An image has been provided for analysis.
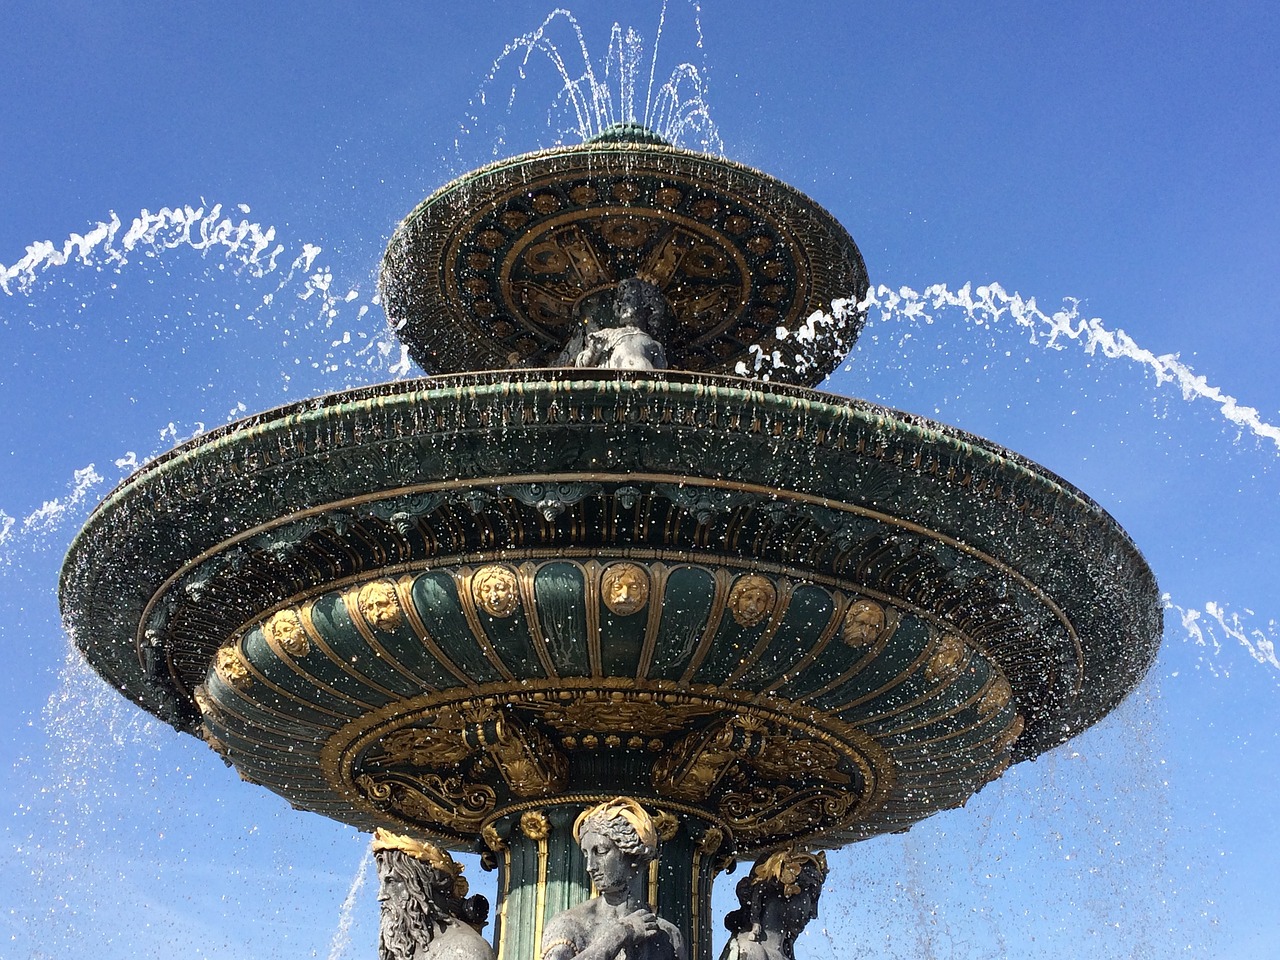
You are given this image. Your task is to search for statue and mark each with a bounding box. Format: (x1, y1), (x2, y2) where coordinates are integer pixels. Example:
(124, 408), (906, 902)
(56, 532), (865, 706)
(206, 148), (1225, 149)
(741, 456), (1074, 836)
(541, 798), (686, 960)
(564, 278), (670, 371)
(718, 850), (827, 960)
(372, 828), (494, 960)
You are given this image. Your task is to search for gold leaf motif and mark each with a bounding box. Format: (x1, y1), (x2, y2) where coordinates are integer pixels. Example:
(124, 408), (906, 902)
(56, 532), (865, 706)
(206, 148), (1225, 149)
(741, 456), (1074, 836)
(749, 737), (850, 786)
(728, 574), (776, 628)
(521, 696), (717, 737)
(602, 562), (650, 616)
(697, 826), (724, 855)
(472, 565), (520, 618)
(481, 823), (506, 853)
(652, 809), (679, 842)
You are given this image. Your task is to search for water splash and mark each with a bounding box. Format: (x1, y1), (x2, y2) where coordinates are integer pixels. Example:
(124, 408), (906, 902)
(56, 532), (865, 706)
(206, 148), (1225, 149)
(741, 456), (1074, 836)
(1167, 598), (1280, 678)
(461, 2), (721, 158)
(737, 281), (1280, 450)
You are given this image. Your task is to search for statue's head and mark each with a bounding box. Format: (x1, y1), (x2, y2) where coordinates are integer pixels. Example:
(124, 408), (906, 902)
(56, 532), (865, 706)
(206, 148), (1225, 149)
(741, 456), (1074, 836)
(372, 829), (488, 960)
(727, 849), (828, 945)
(611, 278), (671, 337)
(572, 797), (658, 896)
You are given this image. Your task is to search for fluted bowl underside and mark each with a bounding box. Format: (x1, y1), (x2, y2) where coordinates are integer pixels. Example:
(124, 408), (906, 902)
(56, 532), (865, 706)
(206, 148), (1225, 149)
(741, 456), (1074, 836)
(60, 369), (1160, 852)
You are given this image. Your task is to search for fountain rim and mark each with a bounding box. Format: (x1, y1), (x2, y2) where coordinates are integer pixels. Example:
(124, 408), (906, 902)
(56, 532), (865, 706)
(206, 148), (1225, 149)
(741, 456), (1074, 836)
(62, 366), (1146, 569)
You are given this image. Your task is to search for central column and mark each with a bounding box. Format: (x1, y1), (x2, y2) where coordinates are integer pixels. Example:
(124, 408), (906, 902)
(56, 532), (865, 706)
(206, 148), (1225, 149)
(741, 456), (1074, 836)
(484, 801), (728, 960)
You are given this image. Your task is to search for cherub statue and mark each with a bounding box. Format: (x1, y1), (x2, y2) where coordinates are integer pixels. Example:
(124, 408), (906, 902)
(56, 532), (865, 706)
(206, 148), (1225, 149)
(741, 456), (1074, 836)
(372, 828), (494, 960)
(541, 798), (686, 960)
(718, 850), (828, 960)
(564, 278), (670, 371)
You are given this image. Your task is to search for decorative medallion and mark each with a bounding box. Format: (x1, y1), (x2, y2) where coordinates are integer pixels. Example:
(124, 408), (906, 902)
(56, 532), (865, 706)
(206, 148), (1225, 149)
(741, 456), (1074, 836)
(213, 645), (251, 689)
(356, 580), (404, 632)
(728, 574), (777, 628)
(264, 609), (310, 657)
(841, 599), (892, 647)
(519, 810), (551, 841)
(925, 634), (967, 683)
(602, 562), (651, 616)
(979, 675), (1013, 717)
(472, 565), (521, 618)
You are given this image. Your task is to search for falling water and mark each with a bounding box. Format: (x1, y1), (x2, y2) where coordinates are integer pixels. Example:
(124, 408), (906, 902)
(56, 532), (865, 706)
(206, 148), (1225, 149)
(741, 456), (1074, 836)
(3, 7), (1275, 959)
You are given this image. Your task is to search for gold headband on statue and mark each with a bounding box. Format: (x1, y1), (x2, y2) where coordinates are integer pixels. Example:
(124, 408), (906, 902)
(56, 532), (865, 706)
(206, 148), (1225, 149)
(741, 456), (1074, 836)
(572, 797), (658, 852)
(371, 828), (469, 897)
(749, 849), (829, 899)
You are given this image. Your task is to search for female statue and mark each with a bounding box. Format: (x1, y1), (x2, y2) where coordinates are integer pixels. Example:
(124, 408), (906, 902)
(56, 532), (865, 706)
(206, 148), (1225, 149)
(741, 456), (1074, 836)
(372, 829), (494, 960)
(718, 850), (827, 960)
(541, 798), (686, 960)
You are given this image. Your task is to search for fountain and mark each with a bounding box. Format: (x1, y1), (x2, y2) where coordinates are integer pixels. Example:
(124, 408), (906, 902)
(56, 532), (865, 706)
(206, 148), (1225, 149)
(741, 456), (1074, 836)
(59, 118), (1161, 959)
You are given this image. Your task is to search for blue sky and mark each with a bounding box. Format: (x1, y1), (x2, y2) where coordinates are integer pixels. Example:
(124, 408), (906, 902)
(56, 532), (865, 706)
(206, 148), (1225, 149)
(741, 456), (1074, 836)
(2, 2), (1279, 957)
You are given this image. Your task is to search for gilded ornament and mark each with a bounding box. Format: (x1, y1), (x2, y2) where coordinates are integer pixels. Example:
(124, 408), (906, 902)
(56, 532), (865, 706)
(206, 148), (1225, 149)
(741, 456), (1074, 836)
(472, 565), (520, 618)
(841, 599), (887, 647)
(520, 810), (551, 841)
(213, 644), (251, 689)
(601, 562), (650, 616)
(264, 609), (310, 656)
(481, 823), (506, 853)
(979, 675), (1013, 717)
(520, 696), (717, 738)
(728, 574), (776, 628)
(697, 826), (724, 855)
(652, 809), (680, 842)
(465, 712), (568, 798)
(358, 580), (405, 632)
(925, 633), (967, 683)
(653, 717), (767, 802)
(192, 683), (220, 722)
(749, 848), (828, 898)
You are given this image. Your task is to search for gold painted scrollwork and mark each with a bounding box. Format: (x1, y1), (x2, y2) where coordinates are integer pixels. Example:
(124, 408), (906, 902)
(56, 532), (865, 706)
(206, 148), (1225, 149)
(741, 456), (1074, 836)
(653, 716), (768, 802)
(719, 785), (857, 846)
(357, 771), (495, 834)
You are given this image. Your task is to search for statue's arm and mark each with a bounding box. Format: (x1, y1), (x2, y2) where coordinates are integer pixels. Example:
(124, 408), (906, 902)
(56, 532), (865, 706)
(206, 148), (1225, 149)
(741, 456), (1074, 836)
(542, 907), (656, 960)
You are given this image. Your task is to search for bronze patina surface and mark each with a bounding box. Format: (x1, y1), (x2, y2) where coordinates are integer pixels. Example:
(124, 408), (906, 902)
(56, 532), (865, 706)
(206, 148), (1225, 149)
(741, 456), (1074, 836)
(380, 127), (868, 385)
(60, 370), (1159, 859)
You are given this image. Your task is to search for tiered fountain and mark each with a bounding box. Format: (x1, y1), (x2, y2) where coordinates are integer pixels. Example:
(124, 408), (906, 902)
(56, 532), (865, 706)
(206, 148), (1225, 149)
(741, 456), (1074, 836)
(60, 124), (1161, 958)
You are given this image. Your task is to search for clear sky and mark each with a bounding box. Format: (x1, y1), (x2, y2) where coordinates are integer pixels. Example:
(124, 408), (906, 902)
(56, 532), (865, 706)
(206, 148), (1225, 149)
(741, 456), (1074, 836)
(2, 2), (1279, 957)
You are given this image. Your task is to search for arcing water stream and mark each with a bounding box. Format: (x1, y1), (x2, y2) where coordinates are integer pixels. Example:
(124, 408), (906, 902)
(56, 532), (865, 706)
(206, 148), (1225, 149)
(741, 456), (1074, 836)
(2, 5), (1275, 958)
